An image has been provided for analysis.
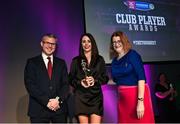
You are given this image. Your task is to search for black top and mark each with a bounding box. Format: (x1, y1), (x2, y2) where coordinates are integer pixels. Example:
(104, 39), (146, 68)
(155, 83), (177, 122)
(155, 83), (171, 103)
(69, 55), (109, 116)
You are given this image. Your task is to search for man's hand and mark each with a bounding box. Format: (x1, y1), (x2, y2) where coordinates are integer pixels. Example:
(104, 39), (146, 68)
(47, 98), (60, 111)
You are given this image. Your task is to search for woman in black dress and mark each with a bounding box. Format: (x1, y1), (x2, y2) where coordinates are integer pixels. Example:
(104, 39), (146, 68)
(155, 73), (178, 122)
(69, 33), (109, 123)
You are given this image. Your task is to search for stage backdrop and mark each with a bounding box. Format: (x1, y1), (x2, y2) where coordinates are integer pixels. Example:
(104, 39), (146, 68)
(84, 0), (180, 63)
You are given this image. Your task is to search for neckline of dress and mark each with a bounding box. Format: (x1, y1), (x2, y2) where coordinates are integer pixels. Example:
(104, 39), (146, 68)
(116, 50), (131, 60)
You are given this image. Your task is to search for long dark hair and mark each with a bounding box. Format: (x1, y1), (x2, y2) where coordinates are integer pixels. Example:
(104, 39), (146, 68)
(79, 33), (99, 66)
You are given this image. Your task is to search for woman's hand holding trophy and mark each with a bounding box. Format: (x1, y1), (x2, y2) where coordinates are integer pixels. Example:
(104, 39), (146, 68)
(81, 59), (95, 88)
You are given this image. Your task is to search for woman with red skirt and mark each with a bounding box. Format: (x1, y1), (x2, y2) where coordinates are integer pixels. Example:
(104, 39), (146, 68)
(110, 31), (154, 123)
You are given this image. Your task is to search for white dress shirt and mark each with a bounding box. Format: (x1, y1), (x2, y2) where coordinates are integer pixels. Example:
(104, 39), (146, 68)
(41, 52), (53, 69)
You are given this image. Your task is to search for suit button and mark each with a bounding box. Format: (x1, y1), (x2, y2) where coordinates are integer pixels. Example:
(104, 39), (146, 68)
(49, 86), (53, 90)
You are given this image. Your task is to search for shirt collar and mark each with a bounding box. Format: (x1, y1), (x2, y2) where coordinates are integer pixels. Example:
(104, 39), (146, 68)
(41, 52), (53, 61)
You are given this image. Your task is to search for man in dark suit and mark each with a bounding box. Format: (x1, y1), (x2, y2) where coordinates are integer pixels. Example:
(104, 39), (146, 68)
(24, 33), (69, 123)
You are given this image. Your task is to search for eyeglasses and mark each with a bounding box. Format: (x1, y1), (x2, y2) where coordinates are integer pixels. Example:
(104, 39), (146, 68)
(43, 41), (57, 47)
(112, 40), (122, 46)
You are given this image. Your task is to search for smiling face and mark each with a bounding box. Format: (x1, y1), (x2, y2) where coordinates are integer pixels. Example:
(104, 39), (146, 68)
(112, 36), (124, 54)
(81, 35), (92, 53)
(40, 36), (57, 56)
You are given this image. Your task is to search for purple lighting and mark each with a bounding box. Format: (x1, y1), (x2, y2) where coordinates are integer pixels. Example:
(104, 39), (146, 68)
(144, 64), (152, 86)
(26, 0), (84, 69)
(102, 85), (118, 123)
(144, 64), (155, 93)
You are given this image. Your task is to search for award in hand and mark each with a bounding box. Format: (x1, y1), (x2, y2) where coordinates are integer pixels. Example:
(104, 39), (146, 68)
(81, 59), (91, 87)
(170, 83), (175, 98)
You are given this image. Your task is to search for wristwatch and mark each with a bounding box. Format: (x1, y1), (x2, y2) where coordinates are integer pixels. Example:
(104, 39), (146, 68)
(138, 97), (144, 101)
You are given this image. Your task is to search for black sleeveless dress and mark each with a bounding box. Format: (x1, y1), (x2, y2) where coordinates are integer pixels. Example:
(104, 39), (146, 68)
(69, 55), (108, 116)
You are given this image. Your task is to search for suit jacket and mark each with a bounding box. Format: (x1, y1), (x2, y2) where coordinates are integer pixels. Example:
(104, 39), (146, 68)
(24, 55), (69, 117)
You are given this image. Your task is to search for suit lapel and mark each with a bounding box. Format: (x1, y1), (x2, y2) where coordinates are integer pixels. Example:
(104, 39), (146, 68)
(51, 56), (58, 80)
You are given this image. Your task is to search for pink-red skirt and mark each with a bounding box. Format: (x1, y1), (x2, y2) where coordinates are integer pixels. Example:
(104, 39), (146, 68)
(118, 84), (154, 123)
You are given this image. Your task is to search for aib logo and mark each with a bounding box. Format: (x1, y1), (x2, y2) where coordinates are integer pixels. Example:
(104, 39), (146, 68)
(123, 0), (154, 11)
